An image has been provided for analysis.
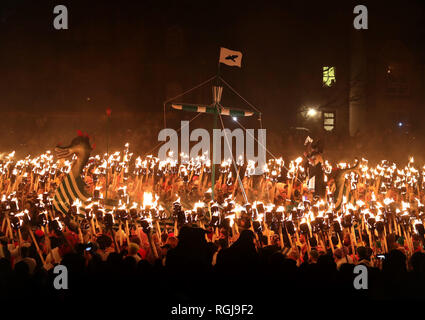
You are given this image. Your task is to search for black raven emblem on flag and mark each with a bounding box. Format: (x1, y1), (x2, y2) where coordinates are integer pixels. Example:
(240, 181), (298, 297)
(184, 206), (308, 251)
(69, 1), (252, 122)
(225, 55), (238, 62)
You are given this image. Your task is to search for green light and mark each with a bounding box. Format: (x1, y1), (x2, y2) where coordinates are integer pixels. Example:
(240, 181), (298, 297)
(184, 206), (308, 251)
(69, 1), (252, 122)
(323, 66), (336, 87)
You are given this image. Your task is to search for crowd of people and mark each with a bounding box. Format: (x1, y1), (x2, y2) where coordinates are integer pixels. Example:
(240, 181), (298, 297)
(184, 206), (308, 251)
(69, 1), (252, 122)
(1, 134), (425, 310)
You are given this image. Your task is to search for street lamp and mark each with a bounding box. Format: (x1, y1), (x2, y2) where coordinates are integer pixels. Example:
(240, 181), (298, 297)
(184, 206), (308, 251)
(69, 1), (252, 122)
(307, 108), (318, 117)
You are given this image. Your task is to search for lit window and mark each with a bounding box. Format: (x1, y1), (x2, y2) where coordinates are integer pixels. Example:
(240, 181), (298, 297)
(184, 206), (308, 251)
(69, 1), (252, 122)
(323, 67), (336, 87)
(323, 112), (335, 131)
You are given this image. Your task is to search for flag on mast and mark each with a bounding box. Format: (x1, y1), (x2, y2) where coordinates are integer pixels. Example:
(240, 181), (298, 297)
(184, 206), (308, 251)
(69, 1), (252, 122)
(219, 47), (242, 67)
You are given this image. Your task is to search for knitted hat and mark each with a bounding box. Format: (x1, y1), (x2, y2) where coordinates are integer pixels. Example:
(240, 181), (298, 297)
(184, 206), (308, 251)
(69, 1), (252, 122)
(35, 229), (44, 238)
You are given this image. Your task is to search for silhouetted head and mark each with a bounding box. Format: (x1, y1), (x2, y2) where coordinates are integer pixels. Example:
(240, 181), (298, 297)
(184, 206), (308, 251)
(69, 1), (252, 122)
(177, 227), (207, 249)
(357, 246), (372, 261)
(410, 251), (425, 273)
(231, 230), (256, 251)
(317, 254), (337, 271)
(97, 234), (112, 250)
(383, 249), (407, 274)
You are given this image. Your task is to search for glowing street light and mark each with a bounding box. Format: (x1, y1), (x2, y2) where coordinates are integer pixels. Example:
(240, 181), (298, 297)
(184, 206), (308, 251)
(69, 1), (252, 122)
(307, 108), (318, 117)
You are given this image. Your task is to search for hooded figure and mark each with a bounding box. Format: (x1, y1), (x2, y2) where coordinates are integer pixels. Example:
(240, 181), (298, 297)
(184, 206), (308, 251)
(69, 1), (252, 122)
(304, 137), (326, 199)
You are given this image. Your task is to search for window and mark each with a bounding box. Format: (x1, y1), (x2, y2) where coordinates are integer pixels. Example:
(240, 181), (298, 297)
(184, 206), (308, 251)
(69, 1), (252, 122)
(323, 112), (335, 131)
(323, 67), (336, 87)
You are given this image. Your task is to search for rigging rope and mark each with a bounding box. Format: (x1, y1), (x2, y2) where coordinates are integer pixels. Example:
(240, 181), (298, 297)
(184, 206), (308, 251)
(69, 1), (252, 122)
(163, 75), (217, 128)
(143, 112), (203, 158)
(217, 106), (249, 204)
(233, 116), (303, 184)
(219, 76), (263, 115)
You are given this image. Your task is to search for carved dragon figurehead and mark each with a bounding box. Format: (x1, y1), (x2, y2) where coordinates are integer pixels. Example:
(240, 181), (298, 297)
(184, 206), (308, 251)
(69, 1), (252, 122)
(54, 132), (93, 178)
(52, 132), (119, 217)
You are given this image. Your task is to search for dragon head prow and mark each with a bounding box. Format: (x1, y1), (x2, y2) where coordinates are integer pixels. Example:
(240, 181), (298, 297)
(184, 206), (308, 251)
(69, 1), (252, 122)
(55, 134), (93, 160)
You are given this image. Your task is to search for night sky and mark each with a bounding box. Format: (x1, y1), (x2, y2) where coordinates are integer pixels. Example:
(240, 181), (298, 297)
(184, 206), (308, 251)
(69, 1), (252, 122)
(0, 0), (424, 148)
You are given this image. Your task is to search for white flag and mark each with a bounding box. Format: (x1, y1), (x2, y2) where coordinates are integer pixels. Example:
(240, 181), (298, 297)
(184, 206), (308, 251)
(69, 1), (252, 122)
(219, 47), (242, 67)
